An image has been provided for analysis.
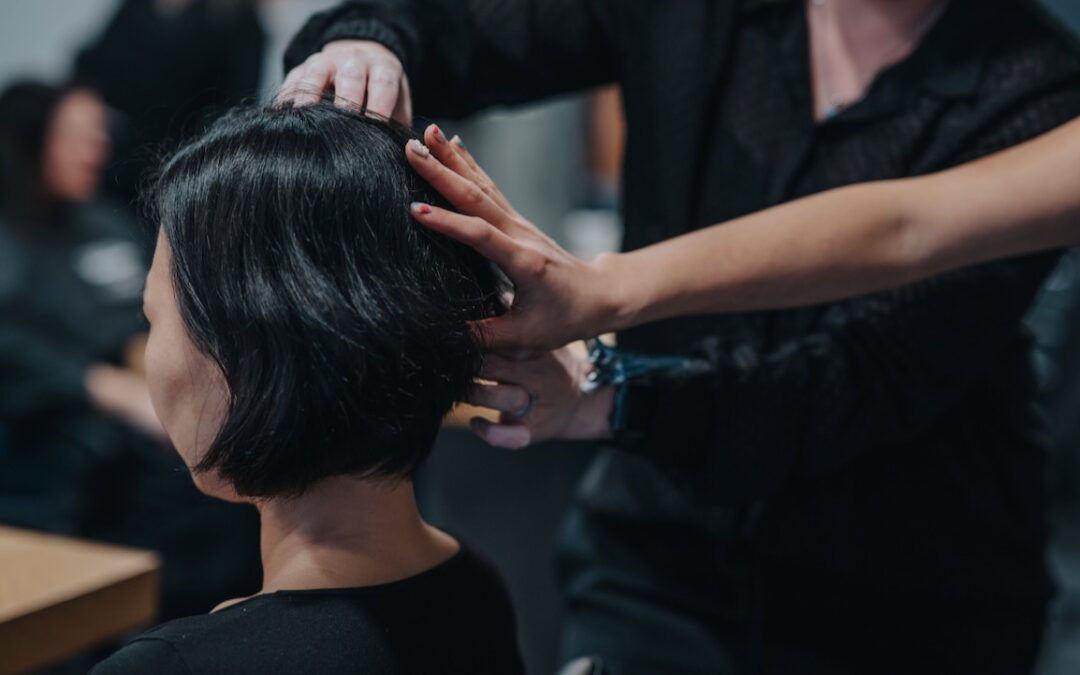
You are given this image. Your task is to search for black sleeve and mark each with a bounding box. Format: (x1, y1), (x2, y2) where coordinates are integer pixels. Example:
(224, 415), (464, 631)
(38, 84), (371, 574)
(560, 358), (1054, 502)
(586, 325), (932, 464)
(283, 0), (620, 118)
(619, 90), (1080, 507)
(90, 639), (192, 675)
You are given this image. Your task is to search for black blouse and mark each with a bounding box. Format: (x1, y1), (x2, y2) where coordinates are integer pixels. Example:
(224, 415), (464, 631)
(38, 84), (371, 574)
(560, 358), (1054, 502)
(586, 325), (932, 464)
(91, 547), (524, 675)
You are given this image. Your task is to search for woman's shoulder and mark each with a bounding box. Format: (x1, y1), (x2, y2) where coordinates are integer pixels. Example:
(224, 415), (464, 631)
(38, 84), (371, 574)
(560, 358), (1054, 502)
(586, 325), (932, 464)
(90, 546), (523, 674)
(89, 635), (192, 675)
(90, 598), (290, 674)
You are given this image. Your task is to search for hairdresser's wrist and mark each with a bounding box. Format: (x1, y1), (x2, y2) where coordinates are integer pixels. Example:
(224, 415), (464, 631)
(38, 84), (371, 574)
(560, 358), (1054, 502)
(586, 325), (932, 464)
(590, 251), (649, 336)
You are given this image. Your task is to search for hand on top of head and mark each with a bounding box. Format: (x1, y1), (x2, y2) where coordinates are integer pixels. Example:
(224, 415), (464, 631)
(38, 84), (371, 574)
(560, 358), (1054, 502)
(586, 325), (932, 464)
(279, 40), (412, 125)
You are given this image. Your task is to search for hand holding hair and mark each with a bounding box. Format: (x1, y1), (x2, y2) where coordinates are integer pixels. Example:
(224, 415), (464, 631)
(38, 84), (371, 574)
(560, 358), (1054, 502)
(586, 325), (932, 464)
(405, 124), (619, 353)
(280, 40), (412, 124)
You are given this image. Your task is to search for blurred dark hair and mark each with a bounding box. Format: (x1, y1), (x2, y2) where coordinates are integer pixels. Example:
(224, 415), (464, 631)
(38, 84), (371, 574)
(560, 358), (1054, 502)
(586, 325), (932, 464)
(0, 81), (72, 227)
(151, 103), (502, 497)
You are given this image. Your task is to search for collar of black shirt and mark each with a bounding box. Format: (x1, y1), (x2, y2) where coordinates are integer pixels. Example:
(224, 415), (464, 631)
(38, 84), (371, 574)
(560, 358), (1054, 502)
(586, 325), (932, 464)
(740, 0), (1000, 122)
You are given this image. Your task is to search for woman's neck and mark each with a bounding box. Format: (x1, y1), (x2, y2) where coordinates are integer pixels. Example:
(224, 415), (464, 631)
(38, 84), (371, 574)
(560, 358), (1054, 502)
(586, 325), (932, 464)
(809, 0), (949, 120)
(254, 476), (459, 595)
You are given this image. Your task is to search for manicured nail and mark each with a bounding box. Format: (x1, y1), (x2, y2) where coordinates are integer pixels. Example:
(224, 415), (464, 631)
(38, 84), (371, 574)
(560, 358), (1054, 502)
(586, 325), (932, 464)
(407, 139), (430, 158)
(411, 202), (432, 215)
(430, 125), (444, 143)
(450, 134), (466, 150)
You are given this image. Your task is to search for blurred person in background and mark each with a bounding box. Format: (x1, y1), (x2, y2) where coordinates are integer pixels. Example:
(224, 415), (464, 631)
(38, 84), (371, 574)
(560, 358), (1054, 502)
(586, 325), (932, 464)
(283, 0), (1080, 673)
(74, 0), (266, 206)
(0, 81), (260, 623)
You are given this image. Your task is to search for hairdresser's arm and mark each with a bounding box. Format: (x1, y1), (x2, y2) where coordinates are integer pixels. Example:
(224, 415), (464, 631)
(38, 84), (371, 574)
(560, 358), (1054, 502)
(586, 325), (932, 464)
(409, 117), (1080, 352)
(617, 115), (1080, 324)
(281, 0), (618, 119)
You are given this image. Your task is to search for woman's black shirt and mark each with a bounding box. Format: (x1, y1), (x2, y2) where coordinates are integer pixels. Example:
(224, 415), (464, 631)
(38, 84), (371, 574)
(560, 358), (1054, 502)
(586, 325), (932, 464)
(91, 547), (524, 675)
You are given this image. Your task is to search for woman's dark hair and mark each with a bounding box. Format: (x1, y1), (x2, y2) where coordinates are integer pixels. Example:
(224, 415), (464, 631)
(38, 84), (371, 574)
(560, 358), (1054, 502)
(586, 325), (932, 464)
(151, 103), (502, 497)
(0, 81), (72, 227)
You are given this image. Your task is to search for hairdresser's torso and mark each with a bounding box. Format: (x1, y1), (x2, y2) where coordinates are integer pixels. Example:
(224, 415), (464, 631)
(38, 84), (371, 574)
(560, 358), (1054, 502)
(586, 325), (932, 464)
(594, 0), (1078, 630)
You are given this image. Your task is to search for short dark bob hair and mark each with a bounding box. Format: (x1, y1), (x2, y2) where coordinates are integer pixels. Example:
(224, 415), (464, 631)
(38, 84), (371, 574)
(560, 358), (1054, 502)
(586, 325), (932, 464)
(151, 104), (502, 497)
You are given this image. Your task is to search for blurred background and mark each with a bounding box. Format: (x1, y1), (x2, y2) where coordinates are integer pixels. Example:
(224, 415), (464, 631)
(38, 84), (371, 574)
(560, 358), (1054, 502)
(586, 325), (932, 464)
(0, 1), (1077, 674)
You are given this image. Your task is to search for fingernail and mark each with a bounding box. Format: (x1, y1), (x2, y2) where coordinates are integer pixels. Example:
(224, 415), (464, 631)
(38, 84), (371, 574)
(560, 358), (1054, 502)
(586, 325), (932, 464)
(407, 139), (430, 158)
(410, 202), (432, 215)
(430, 125), (444, 143)
(450, 134), (466, 150)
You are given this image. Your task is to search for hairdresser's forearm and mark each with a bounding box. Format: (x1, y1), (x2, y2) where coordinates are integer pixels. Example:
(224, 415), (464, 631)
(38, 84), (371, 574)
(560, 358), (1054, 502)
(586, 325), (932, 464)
(598, 181), (919, 329)
(598, 116), (1080, 330)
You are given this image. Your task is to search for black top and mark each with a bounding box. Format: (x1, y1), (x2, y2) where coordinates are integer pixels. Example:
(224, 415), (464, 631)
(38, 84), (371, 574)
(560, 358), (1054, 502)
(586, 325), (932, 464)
(91, 547), (524, 675)
(285, 0), (1080, 657)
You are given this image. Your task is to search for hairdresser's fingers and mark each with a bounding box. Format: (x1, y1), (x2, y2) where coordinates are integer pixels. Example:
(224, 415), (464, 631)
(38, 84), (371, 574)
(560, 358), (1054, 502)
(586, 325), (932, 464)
(277, 66), (307, 104)
(423, 126), (518, 217)
(332, 58), (368, 109)
(406, 141), (515, 230)
(470, 417), (532, 450)
(409, 203), (523, 271)
(449, 137), (490, 187)
(365, 61), (403, 119)
(465, 383), (531, 415)
(423, 125), (489, 190)
(291, 55), (337, 107)
(479, 354), (523, 383)
(448, 136), (520, 217)
(471, 317), (530, 354)
(391, 73), (413, 125)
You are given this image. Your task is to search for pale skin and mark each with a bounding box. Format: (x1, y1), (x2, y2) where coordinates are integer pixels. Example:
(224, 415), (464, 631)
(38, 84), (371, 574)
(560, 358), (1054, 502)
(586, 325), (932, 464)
(141, 233), (458, 608)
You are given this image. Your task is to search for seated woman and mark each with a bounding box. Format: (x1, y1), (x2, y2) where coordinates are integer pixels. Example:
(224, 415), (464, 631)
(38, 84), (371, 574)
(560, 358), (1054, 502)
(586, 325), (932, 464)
(91, 104), (523, 674)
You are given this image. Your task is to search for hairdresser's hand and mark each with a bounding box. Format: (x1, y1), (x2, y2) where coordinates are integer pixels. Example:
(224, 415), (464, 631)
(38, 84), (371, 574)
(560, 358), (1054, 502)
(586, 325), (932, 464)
(466, 348), (614, 449)
(406, 125), (622, 353)
(279, 40), (412, 124)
